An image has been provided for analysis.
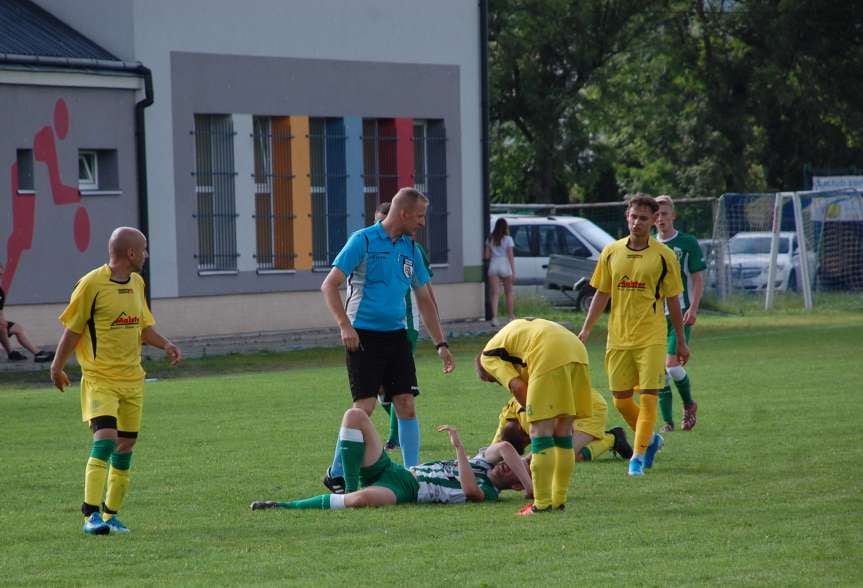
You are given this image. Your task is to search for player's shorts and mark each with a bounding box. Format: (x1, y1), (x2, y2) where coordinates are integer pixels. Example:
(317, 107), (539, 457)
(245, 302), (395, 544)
(525, 362), (592, 423)
(605, 345), (666, 392)
(488, 257), (513, 279)
(573, 390), (608, 440)
(347, 329), (419, 402)
(80, 376), (144, 433)
(666, 316), (691, 355)
(360, 451), (420, 504)
(491, 398), (529, 445)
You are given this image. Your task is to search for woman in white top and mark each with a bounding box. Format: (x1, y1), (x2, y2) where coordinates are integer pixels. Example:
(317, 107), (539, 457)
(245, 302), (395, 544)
(485, 218), (516, 326)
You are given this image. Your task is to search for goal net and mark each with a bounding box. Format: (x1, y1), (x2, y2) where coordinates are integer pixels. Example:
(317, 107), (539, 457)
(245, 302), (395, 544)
(711, 189), (863, 305)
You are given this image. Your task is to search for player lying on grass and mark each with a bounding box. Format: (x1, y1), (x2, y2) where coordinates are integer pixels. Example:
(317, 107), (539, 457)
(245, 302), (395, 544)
(492, 393), (633, 462)
(251, 408), (532, 511)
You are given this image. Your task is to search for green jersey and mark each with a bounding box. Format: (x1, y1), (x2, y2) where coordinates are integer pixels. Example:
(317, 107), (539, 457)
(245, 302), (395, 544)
(658, 230), (706, 312)
(406, 243), (433, 335)
(410, 451), (499, 504)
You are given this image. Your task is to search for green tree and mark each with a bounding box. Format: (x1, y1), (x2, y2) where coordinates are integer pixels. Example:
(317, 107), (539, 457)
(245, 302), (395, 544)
(489, 0), (654, 203)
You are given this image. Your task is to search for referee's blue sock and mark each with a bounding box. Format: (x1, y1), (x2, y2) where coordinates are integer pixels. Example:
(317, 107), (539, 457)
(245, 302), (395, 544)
(329, 439), (344, 478)
(398, 417), (420, 468)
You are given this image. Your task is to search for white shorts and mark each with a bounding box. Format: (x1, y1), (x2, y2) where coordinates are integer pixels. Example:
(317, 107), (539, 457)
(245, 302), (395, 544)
(488, 257), (512, 278)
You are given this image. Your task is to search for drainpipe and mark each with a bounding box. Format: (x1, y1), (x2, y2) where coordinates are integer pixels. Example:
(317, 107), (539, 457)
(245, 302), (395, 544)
(135, 67), (154, 303)
(479, 0), (491, 320)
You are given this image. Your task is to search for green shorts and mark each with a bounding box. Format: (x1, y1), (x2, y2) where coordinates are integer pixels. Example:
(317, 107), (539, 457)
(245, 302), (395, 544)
(666, 316), (691, 355)
(407, 328), (419, 355)
(360, 452), (419, 504)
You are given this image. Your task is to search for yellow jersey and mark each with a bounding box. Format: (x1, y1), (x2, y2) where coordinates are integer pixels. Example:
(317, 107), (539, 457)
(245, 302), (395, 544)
(590, 237), (683, 349)
(480, 318), (589, 391)
(59, 265), (155, 383)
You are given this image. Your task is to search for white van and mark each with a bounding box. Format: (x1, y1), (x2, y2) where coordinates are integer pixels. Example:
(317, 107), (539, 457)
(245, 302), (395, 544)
(490, 215), (615, 285)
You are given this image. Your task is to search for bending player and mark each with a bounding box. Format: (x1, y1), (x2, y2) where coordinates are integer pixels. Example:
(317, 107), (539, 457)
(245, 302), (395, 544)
(250, 408), (532, 511)
(476, 318), (592, 514)
(491, 392), (632, 462)
(654, 195), (705, 432)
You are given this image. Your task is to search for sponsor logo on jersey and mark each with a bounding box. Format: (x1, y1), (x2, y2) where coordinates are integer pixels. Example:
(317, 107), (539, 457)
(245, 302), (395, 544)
(110, 312), (140, 327)
(118, 288), (134, 294)
(617, 275), (646, 290)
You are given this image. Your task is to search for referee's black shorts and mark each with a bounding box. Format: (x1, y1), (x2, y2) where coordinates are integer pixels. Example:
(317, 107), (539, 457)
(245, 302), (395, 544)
(347, 329), (419, 402)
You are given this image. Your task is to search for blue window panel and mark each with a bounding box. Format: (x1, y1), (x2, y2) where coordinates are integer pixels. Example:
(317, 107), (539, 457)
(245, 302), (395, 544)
(325, 117), (348, 264)
(343, 116), (365, 235)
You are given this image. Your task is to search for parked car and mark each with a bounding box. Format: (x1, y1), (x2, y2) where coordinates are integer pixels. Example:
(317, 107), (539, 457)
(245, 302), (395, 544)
(490, 215), (615, 285)
(726, 231), (814, 291)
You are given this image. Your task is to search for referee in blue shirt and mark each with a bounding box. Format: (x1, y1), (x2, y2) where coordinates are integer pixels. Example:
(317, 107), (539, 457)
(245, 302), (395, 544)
(320, 188), (455, 492)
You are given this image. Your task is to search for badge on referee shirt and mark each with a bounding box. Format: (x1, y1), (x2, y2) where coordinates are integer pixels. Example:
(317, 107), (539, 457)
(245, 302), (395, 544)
(402, 256), (414, 279)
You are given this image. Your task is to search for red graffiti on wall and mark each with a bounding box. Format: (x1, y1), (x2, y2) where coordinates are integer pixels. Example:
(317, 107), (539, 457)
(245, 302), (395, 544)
(3, 98), (90, 294)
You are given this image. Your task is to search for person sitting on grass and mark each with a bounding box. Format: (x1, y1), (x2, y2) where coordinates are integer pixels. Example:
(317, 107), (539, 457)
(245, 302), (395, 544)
(251, 407), (532, 511)
(491, 392), (633, 462)
(0, 263), (54, 363)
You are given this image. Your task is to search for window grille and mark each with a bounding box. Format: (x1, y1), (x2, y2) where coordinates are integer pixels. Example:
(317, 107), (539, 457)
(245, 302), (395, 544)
(362, 119), (381, 225)
(253, 116), (295, 270)
(415, 120), (448, 264)
(310, 118), (348, 269)
(193, 114), (238, 272)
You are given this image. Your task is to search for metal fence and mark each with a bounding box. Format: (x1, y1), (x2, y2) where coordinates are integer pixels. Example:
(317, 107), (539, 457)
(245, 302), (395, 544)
(490, 197), (718, 240)
(192, 114), (238, 272)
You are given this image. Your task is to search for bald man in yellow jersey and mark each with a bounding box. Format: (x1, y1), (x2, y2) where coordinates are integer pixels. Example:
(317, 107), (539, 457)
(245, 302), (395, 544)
(579, 194), (688, 476)
(51, 227), (181, 535)
(476, 318), (592, 514)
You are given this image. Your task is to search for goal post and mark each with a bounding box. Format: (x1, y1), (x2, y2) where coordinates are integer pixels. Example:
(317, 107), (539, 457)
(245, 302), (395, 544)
(712, 189), (863, 309)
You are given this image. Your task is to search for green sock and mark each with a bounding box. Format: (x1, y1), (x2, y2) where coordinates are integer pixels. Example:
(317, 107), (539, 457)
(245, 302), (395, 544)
(674, 375), (694, 406)
(338, 428), (365, 493)
(659, 386), (674, 423)
(280, 494), (337, 509)
(387, 407), (399, 446)
(553, 436), (573, 450)
(579, 447), (592, 461)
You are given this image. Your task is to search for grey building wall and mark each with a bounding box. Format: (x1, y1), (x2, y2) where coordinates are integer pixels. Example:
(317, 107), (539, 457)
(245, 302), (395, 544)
(170, 51), (462, 297)
(28, 0), (483, 304)
(0, 85), (138, 304)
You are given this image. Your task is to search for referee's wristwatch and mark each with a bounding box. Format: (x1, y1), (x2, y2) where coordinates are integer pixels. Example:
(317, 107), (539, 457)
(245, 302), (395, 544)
(435, 341), (449, 350)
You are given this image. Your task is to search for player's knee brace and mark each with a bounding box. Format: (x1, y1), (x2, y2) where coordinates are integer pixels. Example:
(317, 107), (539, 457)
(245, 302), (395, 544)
(667, 365), (687, 382)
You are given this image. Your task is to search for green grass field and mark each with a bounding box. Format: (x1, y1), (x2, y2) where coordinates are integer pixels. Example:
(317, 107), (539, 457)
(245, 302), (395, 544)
(2, 311), (862, 586)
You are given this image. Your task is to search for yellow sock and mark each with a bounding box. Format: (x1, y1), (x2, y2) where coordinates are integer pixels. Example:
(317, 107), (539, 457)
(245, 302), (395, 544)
(84, 457), (109, 510)
(634, 394), (658, 455)
(613, 395), (640, 430)
(530, 437), (555, 510)
(104, 467), (131, 519)
(551, 445), (574, 508)
(585, 433), (615, 461)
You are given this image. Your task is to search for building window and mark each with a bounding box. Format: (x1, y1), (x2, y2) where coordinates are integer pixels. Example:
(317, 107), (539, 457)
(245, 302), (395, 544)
(253, 116), (295, 271)
(414, 119), (448, 264)
(76, 149), (120, 193)
(16, 149), (34, 191)
(309, 117), (347, 269)
(362, 119), (381, 225)
(193, 114), (238, 272)
(78, 150), (98, 190)
(362, 119), (399, 225)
